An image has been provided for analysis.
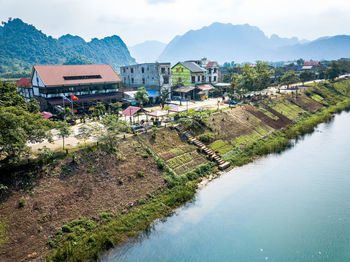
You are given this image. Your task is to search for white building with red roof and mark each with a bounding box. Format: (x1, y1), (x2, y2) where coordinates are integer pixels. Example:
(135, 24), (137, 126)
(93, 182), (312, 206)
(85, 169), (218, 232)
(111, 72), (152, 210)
(30, 64), (122, 112)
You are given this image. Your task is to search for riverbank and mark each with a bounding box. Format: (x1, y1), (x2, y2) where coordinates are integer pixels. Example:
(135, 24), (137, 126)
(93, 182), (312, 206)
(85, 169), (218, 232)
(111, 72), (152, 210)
(1, 80), (350, 261)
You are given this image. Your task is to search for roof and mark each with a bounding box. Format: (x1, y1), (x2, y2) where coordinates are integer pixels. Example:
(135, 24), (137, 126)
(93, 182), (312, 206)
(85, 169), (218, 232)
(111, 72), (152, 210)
(40, 111), (53, 119)
(302, 65), (313, 70)
(304, 61), (319, 66)
(147, 110), (168, 117)
(33, 64), (121, 87)
(206, 61), (217, 68)
(122, 106), (141, 117)
(178, 61), (206, 73)
(16, 78), (32, 88)
(168, 106), (186, 113)
(147, 90), (160, 97)
(196, 84), (214, 91)
(173, 86), (196, 93)
(214, 83), (230, 87)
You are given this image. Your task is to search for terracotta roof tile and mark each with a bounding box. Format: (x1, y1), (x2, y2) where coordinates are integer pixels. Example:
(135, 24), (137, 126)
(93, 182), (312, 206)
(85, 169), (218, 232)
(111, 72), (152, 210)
(33, 64), (121, 87)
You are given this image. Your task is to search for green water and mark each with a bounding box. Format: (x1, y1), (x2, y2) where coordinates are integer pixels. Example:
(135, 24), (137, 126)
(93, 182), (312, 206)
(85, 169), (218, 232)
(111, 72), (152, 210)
(101, 111), (350, 262)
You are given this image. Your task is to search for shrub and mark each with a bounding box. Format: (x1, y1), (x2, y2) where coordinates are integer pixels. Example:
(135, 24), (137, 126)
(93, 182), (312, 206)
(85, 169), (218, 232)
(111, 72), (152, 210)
(198, 132), (215, 143)
(137, 171), (145, 178)
(18, 199), (25, 208)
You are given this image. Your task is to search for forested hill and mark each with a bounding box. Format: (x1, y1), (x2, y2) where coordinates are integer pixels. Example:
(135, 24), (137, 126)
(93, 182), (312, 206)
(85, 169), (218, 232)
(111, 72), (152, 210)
(0, 18), (136, 74)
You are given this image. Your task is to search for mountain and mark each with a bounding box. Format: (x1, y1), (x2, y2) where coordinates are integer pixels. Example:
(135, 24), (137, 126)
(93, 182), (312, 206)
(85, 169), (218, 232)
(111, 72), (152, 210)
(159, 22), (350, 63)
(0, 18), (136, 74)
(129, 40), (167, 63)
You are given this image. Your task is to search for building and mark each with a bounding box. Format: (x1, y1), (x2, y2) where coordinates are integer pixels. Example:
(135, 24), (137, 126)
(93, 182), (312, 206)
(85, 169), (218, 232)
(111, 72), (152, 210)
(120, 63), (171, 90)
(30, 64), (122, 113)
(171, 61), (206, 87)
(16, 78), (33, 101)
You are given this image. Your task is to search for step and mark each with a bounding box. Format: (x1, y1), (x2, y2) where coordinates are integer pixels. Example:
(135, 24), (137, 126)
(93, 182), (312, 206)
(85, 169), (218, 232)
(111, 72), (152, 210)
(218, 162), (230, 170)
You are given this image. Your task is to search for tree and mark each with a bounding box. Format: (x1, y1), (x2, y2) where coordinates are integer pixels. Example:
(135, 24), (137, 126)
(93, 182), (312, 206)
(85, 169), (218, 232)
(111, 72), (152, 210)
(0, 81), (53, 164)
(94, 102), (106, 116)
(0, 106), (53, 163)
(159, 87), (170, 109)
(75, 124), (96, 146)
(281, 70), (300, 89)
(56, 121), (71, 150)
(109, 102), (122, 117)
(326, 61), (341, 81)
(299, 70), (315, 85)
(296, 58), (305, 67)
(255, 61), (273, 90)
(135, 87), (149, 110)
(99, 115), (129, 152)
(63, 55), (95, 65)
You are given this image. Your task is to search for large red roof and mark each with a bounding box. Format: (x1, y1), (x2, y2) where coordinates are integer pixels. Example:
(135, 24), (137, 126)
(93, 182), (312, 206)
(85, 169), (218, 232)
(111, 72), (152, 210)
(16, 78), (32, 88)
(304, 61), (320, 66)
(33, 64), (121, 87)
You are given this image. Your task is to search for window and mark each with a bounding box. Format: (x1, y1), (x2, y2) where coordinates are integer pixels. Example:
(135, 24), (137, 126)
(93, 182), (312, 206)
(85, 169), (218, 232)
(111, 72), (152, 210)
(142, 67), (145, 73)
(202, 75), (205, 82)
(208, 68), (212, 74)
(142, 78), (145, 84)
(214, 68), (217, 73)
(178, 77), (182, 83)
(131, 68), (134, 74)
(161, 67), (166, 74)
(181, 68), (183, 72)
(214, 76), (217, 82)
(197, 76), (200, 82)
(63, 75), (102, 80)
(124, 77), (126, 82)
(123, 68), (126, 73)
(163, 76), (169, 84)
(209, 76), (212, 82)
(168, 68), (170, 74)
(176, 68), (179, 72)
(131, 78), (134, 84)
(191, 76), (195, 83)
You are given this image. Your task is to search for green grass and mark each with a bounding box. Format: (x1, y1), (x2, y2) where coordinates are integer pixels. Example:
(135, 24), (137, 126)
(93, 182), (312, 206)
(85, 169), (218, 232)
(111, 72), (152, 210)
(0, 220), (7, 248)
(167, 152), (194, 169)
(169, 148), (184, 156)
(209, 140), (233, 155)
(47, 182), (199, 262)
(269, 100), (305, 120)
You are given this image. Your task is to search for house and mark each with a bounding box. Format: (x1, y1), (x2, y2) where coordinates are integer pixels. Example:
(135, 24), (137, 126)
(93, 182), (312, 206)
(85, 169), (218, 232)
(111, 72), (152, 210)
(16, 78), (33, 101)
(171, 61), (206, 87)
(200, 58), (219, 83)
(30, 64), (122, 113)
(120, 63), (171, 90)
(301, 61), (320, 71)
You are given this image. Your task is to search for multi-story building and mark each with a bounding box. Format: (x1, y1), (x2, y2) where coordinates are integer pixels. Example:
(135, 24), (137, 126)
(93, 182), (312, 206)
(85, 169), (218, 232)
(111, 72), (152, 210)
(120, 63), (172, 91)
(171, 61), (206, 86)
(30, 64), (122, 112)
(194, 58), (219, 83)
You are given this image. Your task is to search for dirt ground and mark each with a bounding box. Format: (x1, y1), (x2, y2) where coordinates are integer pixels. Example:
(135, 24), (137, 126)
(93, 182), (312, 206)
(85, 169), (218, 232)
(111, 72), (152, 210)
(0, 139), (166, 262)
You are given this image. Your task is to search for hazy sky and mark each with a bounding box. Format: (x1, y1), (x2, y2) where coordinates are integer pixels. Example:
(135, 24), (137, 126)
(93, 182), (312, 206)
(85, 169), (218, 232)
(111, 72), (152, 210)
(1, 0), (350, 46)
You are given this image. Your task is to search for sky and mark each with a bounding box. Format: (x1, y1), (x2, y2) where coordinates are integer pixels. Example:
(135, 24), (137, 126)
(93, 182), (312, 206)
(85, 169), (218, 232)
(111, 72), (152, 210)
(1, 0), (350, 46)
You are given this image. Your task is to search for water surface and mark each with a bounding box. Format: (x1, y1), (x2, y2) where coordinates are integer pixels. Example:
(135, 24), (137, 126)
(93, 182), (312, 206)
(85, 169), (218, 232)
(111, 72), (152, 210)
(101, 111), (350, 262)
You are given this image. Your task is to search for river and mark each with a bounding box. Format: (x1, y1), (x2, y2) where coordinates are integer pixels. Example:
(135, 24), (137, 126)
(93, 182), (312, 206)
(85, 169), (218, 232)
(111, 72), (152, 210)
(100, 111), (350, 262)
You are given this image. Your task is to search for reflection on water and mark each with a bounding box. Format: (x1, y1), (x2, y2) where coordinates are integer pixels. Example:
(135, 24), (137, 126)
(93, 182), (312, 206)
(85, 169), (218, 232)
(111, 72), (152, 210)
(101, 112), (350, 262)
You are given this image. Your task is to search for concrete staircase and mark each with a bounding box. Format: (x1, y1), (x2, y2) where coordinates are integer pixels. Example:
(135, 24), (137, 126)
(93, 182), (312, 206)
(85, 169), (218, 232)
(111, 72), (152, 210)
(174, 125), (230, 170)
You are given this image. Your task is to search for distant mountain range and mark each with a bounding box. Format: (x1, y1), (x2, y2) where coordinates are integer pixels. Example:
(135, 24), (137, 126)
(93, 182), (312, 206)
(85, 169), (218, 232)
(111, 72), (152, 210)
(129, 40), (166, 63)
(1, 18), (350, 75)
(159, 22), (350, 63)
(0, 18), (135, 74)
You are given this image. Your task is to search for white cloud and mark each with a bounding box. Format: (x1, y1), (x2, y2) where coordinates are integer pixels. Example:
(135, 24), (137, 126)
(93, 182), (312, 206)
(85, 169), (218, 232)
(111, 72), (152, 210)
(0, 0), (350, 45)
